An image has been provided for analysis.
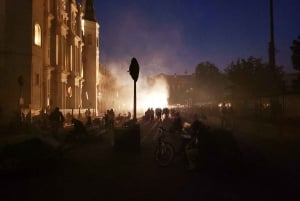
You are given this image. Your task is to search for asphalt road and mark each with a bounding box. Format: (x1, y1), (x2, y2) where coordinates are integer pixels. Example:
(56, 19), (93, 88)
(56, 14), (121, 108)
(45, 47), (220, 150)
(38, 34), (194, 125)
(1, 119), (299, 201)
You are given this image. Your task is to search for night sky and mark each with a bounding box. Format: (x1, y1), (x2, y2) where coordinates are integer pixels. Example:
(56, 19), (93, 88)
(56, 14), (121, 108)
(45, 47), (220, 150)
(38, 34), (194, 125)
(93, 0), (300, 76)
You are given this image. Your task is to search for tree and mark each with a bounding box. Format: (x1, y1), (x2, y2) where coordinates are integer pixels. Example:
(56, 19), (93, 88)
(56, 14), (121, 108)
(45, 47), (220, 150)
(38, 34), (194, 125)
(290, 36), (300, 92)
(291, 36), (300, 71)
(225, 57), (285, 99)
(194, 61), (226, 102)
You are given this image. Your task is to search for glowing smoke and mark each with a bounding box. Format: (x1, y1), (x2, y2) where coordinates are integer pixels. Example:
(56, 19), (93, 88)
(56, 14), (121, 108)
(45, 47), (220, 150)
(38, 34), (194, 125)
(101, 61), (169, 116)
(138, 76), (169, 112)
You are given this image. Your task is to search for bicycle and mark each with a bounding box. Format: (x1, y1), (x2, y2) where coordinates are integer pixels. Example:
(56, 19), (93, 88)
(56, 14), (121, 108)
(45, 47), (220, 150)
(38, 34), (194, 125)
(154, 126), (175, 167)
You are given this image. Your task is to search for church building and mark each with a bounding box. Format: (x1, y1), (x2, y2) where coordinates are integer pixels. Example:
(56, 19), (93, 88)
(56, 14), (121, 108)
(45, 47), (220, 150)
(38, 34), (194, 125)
(0, 0), (100, 125)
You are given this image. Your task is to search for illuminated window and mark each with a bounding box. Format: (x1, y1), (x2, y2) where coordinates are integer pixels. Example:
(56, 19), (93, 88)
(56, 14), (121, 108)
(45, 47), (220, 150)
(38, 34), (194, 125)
(34, 24), (42, 47)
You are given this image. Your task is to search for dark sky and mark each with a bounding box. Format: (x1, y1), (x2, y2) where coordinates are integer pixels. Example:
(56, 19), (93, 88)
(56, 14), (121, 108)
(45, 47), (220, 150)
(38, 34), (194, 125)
(93, 0), (300, 75)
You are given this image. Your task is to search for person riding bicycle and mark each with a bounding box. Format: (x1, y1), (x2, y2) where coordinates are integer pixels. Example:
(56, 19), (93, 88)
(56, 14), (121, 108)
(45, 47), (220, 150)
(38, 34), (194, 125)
(185, 113), (208, 170)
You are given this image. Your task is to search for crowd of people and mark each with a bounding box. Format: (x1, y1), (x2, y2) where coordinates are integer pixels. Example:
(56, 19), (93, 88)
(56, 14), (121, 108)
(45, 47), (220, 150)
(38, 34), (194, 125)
(29, 106), (137, 138)
(29, 107), (97, 138)
(11, 103), (227, 171)
(20, 103), (217, 171)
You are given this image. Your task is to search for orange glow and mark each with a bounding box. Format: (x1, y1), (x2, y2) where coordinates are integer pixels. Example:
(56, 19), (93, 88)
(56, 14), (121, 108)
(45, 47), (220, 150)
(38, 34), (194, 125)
(138, 77), (169, 112)
(139, 89), (168, 111)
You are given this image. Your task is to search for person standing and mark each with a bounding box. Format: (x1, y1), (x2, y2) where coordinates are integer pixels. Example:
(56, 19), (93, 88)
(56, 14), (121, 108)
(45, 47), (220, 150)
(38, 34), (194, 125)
(49, 107), (65, 137)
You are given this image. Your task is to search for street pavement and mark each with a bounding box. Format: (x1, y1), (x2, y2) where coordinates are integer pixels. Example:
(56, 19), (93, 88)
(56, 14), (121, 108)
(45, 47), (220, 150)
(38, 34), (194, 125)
(0, 119), (299, 201)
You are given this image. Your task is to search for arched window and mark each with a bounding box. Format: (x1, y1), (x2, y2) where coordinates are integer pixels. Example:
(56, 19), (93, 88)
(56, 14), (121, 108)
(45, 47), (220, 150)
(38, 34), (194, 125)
(34, 24), (41, 47)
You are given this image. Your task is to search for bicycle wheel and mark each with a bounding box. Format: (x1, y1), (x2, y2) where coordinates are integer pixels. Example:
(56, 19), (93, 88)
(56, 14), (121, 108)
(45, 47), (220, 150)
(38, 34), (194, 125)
(154, 142), (175, 167)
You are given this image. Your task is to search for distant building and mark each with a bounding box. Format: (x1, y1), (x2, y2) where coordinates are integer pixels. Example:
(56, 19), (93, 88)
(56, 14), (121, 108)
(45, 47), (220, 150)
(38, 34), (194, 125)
(0, 0), (100, 125)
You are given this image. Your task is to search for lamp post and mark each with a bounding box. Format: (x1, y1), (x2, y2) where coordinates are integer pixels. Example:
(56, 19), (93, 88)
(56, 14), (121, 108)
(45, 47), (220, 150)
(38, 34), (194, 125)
(268, 0), (284, 134)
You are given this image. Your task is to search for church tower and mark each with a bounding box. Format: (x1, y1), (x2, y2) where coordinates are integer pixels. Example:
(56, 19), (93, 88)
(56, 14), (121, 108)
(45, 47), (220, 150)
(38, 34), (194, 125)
(81, 0), (100, 114)
(45, 0), (85, 112)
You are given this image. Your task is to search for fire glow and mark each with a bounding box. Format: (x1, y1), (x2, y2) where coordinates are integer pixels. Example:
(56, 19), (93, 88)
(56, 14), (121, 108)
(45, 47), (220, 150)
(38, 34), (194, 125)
(138, 77), (169, 112)
(102, 61), (170, 116)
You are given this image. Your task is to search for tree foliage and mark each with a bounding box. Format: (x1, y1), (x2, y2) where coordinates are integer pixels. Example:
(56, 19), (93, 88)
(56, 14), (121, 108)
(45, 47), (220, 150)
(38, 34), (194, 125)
(225, 57), (285, 99)
(194, 61), (226, 101)
(291, 36), (300, 71)
(290, 36), (300, 92)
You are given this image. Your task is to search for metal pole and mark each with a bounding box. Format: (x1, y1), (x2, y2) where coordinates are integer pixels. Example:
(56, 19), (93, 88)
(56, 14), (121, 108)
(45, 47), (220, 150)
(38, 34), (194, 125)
(269, 0), (276, 68)
(133, 80), (137, 121)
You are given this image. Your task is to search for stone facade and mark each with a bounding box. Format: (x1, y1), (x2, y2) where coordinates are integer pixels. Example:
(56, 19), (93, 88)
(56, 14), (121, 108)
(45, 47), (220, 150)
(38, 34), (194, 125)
(0, 0), (100, 126)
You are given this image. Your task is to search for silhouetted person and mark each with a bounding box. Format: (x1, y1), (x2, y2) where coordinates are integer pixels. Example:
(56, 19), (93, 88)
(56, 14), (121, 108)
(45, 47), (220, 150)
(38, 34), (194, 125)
(71, 118), (86, 137)
(104, 110), (109, 128)
(171, 111), (183, 133)
(127, 111), (131, 120)
(105, 109), (115, 128)
(49, 107), (65, 137)
(109, 109), (115, 128)
(155, 108), (162, 121)
(38, 109), (48, 129)
(150, 108), (154, 121)
(144, 108), (151, 121)
(185, 114), (208, 170)
(162, 107), (169, 116)
(161, 108), (172, 131)
(190, 114), (208, 138)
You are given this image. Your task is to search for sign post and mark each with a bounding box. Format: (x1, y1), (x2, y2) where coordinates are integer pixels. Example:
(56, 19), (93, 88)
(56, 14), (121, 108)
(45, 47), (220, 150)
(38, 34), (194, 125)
(128, 58), (140, 121)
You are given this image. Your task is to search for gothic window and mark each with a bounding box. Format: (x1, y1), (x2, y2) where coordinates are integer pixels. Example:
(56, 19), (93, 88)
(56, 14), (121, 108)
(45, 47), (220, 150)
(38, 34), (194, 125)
(34, 24), (42, 47)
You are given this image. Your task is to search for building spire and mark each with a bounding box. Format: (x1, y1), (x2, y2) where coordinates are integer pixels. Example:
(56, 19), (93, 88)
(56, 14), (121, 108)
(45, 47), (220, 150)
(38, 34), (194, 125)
(82, 0), (97, 22)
